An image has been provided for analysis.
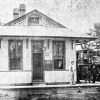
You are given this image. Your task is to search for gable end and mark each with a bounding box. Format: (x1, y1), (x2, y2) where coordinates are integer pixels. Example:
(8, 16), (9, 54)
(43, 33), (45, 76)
(4, 10), (66, 28)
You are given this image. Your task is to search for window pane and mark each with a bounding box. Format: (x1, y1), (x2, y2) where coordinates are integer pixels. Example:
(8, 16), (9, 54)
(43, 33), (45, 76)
(53, 42), (59, 56)
(28, 17), (39, 25)
(59, 43), (64, 56)
(9, 40), (23, 70)
(32, 41), (43, 53)
(53, 41), (65, 69)
(54, 59), (63, 69)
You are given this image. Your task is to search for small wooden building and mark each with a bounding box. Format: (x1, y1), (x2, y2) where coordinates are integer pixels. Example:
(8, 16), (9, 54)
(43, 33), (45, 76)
(0, 4), (95, 85)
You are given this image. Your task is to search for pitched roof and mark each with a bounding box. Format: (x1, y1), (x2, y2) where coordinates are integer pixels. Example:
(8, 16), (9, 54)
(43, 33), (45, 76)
(2, 9), (96, 40)
(4, 9), (65, 28)
(0, 26), (96, 39)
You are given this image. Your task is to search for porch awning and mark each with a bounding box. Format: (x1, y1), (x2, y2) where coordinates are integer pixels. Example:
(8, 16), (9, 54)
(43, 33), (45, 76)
(0, 26), (96, 39)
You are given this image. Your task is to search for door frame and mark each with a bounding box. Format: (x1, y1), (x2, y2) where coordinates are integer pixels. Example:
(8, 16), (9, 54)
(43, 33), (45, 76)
(31, 40), (44, 82)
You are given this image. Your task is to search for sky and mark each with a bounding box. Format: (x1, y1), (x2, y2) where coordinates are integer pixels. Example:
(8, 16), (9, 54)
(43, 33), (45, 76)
(0, 0), (100, 33)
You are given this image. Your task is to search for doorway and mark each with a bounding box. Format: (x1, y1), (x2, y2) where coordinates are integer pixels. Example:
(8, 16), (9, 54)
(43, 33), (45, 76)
(32, 40), (43, 81)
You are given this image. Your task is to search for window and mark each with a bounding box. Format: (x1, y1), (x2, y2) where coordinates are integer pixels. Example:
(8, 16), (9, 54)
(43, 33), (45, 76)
(53, 41), (65, 69)
(9, 40), (23, 70)
(0, 39), (1, 48)
(28, 17), (39, 25)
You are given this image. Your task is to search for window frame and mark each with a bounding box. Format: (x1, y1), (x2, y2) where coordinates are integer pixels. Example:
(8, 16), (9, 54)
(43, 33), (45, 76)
(28, 17), (40, 26)
(8, 40), (23, 71)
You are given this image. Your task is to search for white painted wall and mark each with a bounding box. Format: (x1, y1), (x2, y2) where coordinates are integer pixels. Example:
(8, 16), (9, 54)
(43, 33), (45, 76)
(44, 71), (70, 83)
(0, 71), (31, 84)
(23, 39), (32, 70)
(65, 39), (76, 70)
(0, 39), (8, 71)
(43, 39), (53, 60)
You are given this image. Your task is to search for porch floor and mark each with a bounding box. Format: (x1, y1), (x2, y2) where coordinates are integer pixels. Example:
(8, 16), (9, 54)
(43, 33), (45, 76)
(0, 81), (100, 89)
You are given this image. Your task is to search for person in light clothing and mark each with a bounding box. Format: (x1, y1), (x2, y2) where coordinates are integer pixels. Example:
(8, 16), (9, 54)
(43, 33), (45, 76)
(70, 61), (75, 85)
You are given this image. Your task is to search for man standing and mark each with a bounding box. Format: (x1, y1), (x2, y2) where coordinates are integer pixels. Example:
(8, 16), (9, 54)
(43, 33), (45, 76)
(70, 61), (75, 85)
(91, 64), (97, 83)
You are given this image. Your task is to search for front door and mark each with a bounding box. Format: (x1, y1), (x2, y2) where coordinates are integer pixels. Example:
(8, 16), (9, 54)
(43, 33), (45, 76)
(32, 41), (43, 81)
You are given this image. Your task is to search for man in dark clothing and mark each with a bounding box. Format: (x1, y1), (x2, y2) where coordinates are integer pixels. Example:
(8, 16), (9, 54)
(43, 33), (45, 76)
(77, 65), (81, 83)
(84, 65), (89, 83)
(91, 64), (97, 83)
